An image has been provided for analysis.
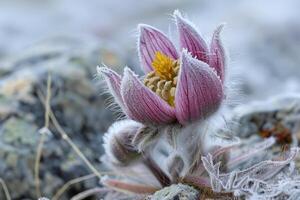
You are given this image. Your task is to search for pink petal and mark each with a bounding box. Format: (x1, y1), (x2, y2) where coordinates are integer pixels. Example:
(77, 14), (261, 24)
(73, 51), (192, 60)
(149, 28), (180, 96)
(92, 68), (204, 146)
(97, 66), (124, 108)
(121, 67), (176, 124)
(101, 178), (159, 194)
(209, 24), (226, 83)
(175, 51), (223, 125)
(138, 24), (179, 73)
(174, 10), (209, 63)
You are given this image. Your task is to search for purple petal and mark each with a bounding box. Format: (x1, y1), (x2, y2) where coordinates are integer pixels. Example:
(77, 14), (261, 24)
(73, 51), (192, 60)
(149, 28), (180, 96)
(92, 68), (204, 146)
(209, 24), (226, 83)
(175, 51), (223, 125)
(121, 67), (176, 124)
(138, 24), (179, 73)
(174, 10), (209, 63)
(98, 66), (125, 108)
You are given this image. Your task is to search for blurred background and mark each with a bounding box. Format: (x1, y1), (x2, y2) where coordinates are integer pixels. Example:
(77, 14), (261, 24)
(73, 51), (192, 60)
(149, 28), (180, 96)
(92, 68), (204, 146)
(0, 0), (300, 199)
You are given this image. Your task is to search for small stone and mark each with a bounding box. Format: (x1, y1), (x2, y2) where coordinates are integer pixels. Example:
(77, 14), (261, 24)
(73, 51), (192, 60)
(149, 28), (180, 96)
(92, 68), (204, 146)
(229, 94), (300, 144)
(146, 184), (199, 200)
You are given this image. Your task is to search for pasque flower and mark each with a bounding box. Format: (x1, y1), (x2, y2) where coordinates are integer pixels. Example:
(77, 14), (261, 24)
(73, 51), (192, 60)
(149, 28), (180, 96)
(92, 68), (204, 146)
(99, 11), (225, 125)
(97, 11), (300, 200)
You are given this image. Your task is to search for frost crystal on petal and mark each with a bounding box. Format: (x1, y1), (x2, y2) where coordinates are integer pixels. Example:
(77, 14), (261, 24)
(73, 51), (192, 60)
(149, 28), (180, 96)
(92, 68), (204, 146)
(175, 50), (223, 125)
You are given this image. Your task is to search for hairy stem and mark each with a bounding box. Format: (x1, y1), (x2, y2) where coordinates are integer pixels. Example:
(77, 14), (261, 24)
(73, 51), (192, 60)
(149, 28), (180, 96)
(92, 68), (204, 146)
(142, 156), (171, 187)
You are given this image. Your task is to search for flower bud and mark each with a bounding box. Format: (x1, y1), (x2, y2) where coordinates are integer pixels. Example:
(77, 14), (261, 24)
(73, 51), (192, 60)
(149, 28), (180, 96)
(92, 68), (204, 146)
(103, 120), (143, 165)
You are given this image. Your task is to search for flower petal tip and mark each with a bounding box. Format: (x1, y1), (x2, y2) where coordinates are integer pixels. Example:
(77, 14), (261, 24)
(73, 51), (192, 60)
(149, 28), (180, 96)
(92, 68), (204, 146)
(97, 66), (114, 76)
(214, 23), (226, 38)
(173, 10), (186, 26)
(138, 23), (155, 32)
(209, 24), (226, 82)
(173, 10), (183, 20)
(122, 67), (137, 81)
(137, 24), (155, 38)
(98, 66), (125, 109)
(175, 13), (208, 63)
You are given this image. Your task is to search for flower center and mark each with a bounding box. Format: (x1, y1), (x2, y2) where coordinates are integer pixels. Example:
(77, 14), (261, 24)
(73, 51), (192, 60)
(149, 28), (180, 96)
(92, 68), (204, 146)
(144, 51), (179, 106)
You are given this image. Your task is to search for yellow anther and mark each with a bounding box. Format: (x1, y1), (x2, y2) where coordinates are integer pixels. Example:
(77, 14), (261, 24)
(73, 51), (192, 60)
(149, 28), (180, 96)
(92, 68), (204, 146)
(173, 66), (179, 74)
(157, 80), (166, 90)
(170, 87), (176, 97)
(164, 81), (172, 90)
(147, 71), (156, 77)
(156, 89), (162, 96)
(149, 85), (155, 91)
(143, 79), (149, 85)
(162, 89), (170, 100)
(149, 77), (160, 85)
(173, 76), (178, 85)
(144, 51), (180, 107)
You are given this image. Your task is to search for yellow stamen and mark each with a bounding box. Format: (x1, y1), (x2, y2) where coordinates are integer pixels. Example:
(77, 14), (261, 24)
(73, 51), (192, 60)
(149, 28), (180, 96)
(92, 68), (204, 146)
(152, 52), (176, 80)
(144, 51), (179, 107)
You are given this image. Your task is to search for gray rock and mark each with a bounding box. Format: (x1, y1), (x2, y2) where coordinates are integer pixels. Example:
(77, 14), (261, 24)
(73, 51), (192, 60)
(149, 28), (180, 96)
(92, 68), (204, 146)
(145, 184), (199, 200)
(0, 38), (126, 199)
(226, 94), (300, 170)
(230, 94), (300, 144)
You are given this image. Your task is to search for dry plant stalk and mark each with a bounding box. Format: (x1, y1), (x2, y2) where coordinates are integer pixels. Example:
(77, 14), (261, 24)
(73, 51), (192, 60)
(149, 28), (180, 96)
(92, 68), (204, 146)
(0, 178), (11, 200)
(52, 174), (96, 200)
(70, 187), (110, 200)
(35, 73), (52, 198)
(36, 75), (130, 199)
(37, 89), (102, 179)
(37, 86), (105, 199)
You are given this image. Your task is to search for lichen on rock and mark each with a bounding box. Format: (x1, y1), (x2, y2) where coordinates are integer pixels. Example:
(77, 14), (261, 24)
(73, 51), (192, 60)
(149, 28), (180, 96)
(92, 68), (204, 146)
(145, 184), (199, 200)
